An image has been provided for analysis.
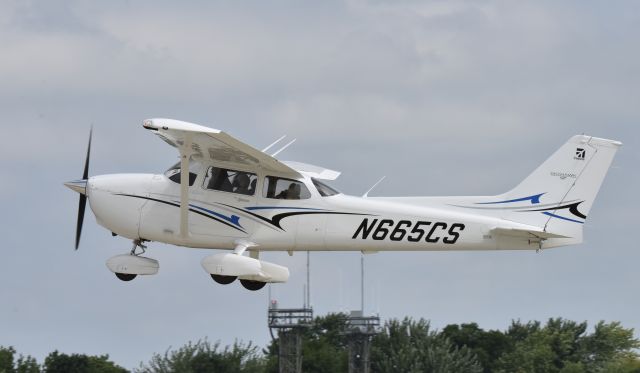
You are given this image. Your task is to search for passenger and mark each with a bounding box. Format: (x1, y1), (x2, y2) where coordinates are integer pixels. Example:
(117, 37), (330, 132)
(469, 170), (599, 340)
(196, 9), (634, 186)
(233, 173), (251, 195)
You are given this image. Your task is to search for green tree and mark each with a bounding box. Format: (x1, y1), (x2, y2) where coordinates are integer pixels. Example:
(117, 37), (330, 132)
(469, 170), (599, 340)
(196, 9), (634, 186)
(579, 321), (640, 372)
(1, 346), (16, 373)
(601, 356), (640, 373)
(371, 318), (482, 373)
(43, 351), (127, 373)
(442, 323), (511, 372)
(496, 318), (640, 373)
(14, 355), (39, 373)
(0, 346), (40, 373)
(301, 313), (348, 373)
(264, 313), (349, 373)
(137, 339), (264, 373)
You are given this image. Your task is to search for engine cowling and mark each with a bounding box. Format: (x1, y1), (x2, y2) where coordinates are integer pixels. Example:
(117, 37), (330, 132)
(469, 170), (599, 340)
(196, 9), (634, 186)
(201, 253), (289, 283)
(106, 254), (159, 276)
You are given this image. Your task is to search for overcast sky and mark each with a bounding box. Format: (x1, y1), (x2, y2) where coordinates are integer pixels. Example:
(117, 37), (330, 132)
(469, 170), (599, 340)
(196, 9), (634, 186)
(1, 0), (638, 369)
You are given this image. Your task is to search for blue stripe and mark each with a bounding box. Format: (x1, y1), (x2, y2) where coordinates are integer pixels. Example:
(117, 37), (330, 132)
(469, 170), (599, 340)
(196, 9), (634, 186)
(245, 206), (325, 211)
(189, 204), (242, 228)
(542, 212), (584, 224)
(478, 193), (545, 205)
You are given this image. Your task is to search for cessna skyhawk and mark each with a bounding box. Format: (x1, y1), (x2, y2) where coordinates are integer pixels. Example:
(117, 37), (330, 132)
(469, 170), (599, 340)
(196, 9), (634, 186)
(64, 119), (621, 291)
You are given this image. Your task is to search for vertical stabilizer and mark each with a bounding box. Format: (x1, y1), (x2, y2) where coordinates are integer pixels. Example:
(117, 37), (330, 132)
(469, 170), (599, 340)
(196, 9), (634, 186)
(492, 135), (621, 245)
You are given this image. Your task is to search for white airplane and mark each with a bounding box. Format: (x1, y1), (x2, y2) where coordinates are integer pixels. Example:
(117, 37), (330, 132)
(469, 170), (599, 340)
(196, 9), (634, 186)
(64, 119), (621, 291)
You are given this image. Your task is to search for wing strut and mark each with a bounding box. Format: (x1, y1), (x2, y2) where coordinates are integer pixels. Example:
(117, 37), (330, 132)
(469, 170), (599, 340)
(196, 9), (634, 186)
(179, 133), (193, 238)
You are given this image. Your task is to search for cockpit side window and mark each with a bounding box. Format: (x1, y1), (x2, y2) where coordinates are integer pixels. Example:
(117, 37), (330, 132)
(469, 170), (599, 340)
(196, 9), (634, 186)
(203, 166), (257, 196)
(263, 177), (311, 200)
(164, 161), (198, 186)
(312, 178), (340, 197)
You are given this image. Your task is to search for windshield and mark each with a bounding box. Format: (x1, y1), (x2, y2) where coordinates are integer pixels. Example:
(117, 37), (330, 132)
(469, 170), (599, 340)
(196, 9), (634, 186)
(164, 161), (199, 186)
(312, 178), (340, 197)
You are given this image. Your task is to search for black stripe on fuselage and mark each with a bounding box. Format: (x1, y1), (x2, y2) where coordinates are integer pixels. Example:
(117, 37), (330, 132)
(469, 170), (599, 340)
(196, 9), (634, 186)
(219, 203), (371, 230)
(115, 194), (247, 233)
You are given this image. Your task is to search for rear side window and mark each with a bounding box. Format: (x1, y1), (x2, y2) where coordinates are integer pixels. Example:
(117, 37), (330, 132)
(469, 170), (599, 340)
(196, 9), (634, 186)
(203, 167), (257, 196)
(263, 177), (311, 200)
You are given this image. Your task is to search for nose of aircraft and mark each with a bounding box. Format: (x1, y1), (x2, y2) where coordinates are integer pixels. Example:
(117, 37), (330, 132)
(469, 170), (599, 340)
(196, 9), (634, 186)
(86, 174), (155, 240)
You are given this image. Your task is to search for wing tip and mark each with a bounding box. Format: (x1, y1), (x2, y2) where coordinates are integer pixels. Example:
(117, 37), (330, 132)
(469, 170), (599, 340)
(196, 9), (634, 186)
(142, 118), (221, 134)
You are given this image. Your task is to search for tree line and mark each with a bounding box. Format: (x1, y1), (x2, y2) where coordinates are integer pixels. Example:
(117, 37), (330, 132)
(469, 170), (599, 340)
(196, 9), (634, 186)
(2, 315), (639, 373)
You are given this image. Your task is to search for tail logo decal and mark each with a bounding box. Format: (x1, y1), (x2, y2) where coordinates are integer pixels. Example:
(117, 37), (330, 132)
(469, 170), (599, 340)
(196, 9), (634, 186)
(575, 148), (586, 160)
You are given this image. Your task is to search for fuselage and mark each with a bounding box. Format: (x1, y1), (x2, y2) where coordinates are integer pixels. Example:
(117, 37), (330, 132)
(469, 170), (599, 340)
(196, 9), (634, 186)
(87, 161), (545, 253)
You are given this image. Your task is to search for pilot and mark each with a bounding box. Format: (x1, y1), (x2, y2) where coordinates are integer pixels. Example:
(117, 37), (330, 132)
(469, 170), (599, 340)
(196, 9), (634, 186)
(276, 183), (292, 199)
(233, 173), (251, 195)
(277, 183), (300, 199)
(290, 183), (301, 199)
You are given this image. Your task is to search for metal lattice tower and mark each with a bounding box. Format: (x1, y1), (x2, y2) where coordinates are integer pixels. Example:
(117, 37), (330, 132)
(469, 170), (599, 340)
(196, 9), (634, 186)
(344, 311), (381, 373)
(268, 303), (313, 373)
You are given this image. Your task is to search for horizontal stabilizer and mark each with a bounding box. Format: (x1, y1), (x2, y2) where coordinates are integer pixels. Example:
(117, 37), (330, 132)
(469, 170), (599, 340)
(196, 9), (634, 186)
(490, 227), (569, 240)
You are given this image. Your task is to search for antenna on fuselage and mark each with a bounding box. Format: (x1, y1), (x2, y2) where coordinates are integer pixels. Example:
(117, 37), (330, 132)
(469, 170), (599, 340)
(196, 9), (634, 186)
(362, 176), (386, 198)
(271, 139), (296, 157)
(262, 135), (286, 152)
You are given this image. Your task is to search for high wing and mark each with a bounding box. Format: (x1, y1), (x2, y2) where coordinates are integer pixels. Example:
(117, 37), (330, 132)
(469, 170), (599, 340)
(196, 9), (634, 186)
(142, 118), (301, 178)
(142, 118), (302, 238)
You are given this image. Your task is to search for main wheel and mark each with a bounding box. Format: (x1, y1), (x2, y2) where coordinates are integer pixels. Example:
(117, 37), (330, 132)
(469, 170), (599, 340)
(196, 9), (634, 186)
(240, 279), (266, 291)
(115, 273), (137, 281)
(211, 274), (237, 285)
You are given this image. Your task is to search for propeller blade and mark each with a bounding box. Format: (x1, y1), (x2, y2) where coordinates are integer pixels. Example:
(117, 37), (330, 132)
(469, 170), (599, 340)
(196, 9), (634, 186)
(83, 127), (92, 180)
(76, 194), (86, 250)
(75, 128), (92, 250)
